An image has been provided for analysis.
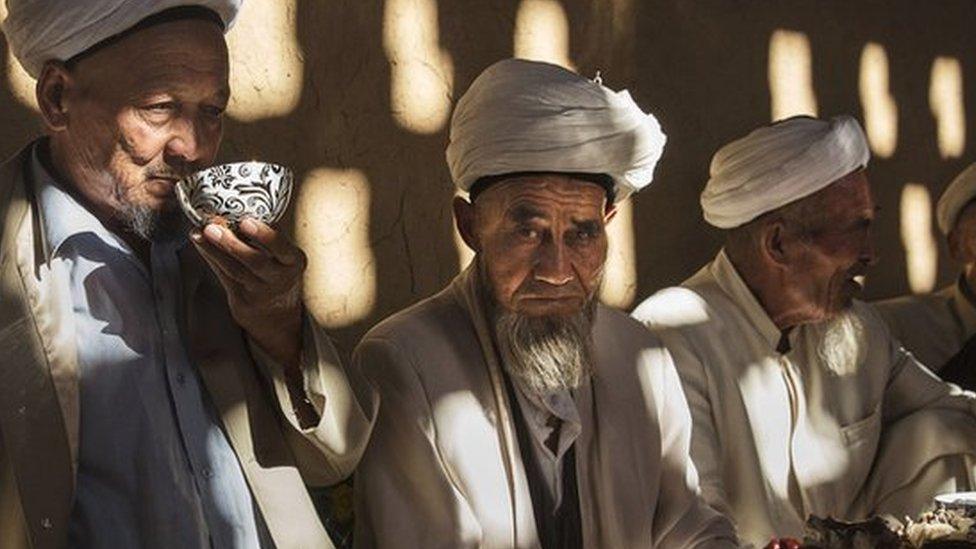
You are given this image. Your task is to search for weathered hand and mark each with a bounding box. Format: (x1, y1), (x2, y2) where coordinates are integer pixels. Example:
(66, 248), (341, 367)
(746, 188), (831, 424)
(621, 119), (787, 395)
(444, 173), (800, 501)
(190, 217), (306, 369)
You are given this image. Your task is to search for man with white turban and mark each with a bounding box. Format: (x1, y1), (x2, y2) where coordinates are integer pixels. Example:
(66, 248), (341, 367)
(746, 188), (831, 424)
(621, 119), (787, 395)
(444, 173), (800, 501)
(0, 3), (371, 548)
(875, 163), (976, 374)
(633, 115), (976, 546)
(350, 58), (737, 548)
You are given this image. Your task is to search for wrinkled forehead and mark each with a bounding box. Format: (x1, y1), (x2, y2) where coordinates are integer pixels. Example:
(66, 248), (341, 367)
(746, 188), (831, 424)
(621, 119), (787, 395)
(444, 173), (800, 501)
(478, 175), (609, 219)
(72, 17), (229, 99)
(821, 169), (874, 211)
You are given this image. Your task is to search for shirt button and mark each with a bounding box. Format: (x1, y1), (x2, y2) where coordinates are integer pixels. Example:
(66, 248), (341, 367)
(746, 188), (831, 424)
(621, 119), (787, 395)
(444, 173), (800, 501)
(176, 372), (187, 385)
(41, 517), (53, 529)
(202, 468), (214, 479)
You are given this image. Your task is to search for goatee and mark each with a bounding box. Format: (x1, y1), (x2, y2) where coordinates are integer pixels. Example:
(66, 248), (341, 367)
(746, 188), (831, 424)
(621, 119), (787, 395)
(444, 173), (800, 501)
(482, 263), (597, 397)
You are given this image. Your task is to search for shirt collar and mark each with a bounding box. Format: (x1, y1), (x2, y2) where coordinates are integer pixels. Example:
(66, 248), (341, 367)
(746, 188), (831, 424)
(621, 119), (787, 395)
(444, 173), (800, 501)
(31, 143), (189, 260)
(709, 248), (784, 351)
(32, 143), (134, 260)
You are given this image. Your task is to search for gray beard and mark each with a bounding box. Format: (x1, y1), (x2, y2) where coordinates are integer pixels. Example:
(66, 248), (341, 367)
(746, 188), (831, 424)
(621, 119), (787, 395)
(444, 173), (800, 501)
(809, 309), (867, 377)
(115, 202), (181, 241)
(481, 267), (597, 397)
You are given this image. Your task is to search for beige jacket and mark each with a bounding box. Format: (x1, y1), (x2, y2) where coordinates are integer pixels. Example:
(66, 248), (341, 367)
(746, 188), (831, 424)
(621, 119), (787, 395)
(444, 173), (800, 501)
(633, 250), (976, 546)
(875, 281), (976, 369)
(350, 263), (738, 548)
(0, 144), (373, 549)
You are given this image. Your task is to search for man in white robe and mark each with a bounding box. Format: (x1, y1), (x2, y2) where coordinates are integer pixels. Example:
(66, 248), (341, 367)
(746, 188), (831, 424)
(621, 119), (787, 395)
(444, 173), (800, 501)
(0, 3), (371, 547)
(633, 115), (976, 546)
(876, 163), (976, 371)
(350, 58), (737, 548)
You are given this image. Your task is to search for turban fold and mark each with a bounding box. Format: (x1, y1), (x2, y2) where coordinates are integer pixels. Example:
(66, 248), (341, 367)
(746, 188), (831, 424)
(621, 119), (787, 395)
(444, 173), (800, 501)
(446, 58), (667, 203)
(701, 115), (870, 229)
(936, 163), (976, 235)
(2, 0), (242, 78)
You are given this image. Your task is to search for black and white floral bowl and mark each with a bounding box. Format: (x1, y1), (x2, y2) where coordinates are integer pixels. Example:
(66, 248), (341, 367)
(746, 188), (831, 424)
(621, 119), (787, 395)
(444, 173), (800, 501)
(175, 161), (294, 229)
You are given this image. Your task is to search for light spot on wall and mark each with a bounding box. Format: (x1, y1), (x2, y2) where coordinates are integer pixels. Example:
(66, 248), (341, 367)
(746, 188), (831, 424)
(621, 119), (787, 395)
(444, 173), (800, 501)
(929, 56), (966, 159)
(1, 3), (38, 111)
(297, 168), (377, 328)
(384, 0), (454, 134)
(601, 199), (636, 309)
(514, 0), (575, 70)
(900, 183), (938, 294)
(768, 29), (818, 120)
(858, 42), (898, 158)
(453, 190), (476, 271)
(226, 0), (303, 122)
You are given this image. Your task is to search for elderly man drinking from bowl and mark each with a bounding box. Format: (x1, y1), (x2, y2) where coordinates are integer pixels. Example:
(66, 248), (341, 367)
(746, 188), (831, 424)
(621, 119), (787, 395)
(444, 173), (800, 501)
(0, 2), (371, 547)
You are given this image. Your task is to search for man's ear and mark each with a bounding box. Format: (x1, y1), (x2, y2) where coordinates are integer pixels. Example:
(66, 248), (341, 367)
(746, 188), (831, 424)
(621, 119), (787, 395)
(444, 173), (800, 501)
(453, 195), (480, 253)
(760, 219), (791, 269)
(36, 61), (74, 132)
(948, 226), (976, 264)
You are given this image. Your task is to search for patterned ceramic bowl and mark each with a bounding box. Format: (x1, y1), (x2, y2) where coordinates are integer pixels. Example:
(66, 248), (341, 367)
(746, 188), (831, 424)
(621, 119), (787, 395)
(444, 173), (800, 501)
(175, 161), (294, 228)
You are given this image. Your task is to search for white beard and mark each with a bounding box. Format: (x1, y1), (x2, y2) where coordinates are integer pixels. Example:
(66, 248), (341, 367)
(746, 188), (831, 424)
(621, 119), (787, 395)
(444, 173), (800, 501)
(809, 309), (868, 377)
(493, 304), (595, 399)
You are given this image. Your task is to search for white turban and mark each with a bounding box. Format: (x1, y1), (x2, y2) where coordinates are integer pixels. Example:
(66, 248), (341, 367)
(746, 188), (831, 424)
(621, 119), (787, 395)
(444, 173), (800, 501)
(936, 163), (976, 235)
(1, 0), (242, 78)
(701, 115), (870, 228)
(446, 58), (666, 203)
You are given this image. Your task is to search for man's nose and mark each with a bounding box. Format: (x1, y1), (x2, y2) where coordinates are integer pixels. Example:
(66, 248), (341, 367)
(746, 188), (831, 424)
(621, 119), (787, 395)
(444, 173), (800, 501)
(165, 116), (204, 164)
(534, 239), (574, 286)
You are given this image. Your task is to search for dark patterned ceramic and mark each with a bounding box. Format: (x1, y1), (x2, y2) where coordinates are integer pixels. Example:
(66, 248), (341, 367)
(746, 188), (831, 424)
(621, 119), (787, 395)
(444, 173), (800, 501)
(175, 161), (293, 228)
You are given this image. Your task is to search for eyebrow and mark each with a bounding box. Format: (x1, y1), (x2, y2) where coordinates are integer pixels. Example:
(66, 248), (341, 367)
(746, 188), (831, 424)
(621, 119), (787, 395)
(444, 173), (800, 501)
(573, 218), (602, 233)
(509, 205), (546, 223)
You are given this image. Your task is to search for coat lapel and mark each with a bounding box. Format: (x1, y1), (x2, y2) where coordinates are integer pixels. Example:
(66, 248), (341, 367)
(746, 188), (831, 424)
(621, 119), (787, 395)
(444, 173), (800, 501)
(450, 264), (539, 547)
(0, 145), (77, 547)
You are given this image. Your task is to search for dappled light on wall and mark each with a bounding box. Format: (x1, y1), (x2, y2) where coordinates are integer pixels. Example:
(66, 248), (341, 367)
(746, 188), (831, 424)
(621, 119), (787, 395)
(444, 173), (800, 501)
(601, 199), (637, 309)
(0, 3), (37, 112)
(226, 0), (303, 122)
(768, 29), (817, 120)
(930, 56), (966, 159)
(297, 168), (377, 328)
(858, 42), (897, 158)
(900, 183), (938, 294)
(384, 0), (454, 135)
(514, 0), (574, 70)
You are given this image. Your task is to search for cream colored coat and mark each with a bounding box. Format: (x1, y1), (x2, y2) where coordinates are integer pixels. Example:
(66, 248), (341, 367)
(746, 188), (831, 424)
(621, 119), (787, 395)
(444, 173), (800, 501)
(875, 281), (976, 369)
(633, 250), (976, 546)
(0, 144), (373, 549)
(350, 263), (738, 549)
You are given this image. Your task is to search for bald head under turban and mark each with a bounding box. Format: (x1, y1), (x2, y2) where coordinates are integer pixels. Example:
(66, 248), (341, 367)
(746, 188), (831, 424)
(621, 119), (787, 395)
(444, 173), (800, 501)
(701, 115), (870, 229)
(2, 0), (242, 79)
(446, 58), (667, 203)
(936, 162), (976, 235)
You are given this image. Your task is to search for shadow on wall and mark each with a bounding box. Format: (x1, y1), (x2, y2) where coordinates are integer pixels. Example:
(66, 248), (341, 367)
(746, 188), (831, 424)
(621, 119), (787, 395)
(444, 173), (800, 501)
(2, 0), (976, 359)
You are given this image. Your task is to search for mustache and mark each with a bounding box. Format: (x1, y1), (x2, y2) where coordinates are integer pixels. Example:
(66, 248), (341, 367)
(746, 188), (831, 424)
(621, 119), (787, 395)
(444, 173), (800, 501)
(145, 163), (197, 181)
(514, 281), (586, 300)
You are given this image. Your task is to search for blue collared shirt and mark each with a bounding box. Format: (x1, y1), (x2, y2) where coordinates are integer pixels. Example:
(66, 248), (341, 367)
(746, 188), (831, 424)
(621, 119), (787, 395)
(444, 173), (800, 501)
(31, 146), (271, 548)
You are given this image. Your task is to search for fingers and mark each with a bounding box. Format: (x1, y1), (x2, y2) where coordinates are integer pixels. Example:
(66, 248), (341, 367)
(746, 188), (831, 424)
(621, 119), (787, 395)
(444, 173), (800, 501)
(190, 219), (306, 288)
(191, 234), (264, 289)
(238, 218), (305, 267)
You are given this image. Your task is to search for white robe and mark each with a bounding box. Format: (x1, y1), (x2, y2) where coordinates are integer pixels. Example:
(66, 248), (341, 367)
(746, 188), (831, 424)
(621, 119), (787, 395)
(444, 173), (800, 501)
(632, 249), (976, 546)
(350, 263), (737, 548)
(875, 280), (976, 370)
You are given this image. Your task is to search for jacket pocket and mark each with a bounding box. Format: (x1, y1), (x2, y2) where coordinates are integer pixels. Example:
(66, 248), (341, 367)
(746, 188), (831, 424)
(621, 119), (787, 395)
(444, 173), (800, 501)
(841, 405), (882, 447)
